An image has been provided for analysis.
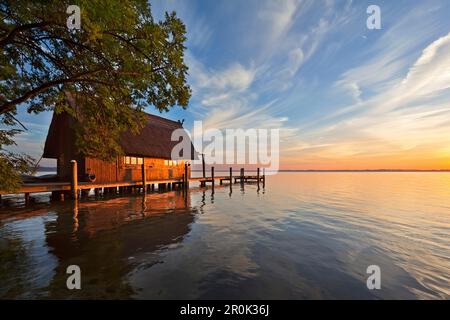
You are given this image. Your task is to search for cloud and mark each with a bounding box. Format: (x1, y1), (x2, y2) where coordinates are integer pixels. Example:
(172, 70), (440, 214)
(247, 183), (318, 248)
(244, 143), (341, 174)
(400, 32), (450, 96)
(188, 55), (256, 93)
(257, 0), (301, 41)
(186, 53), (300, 152)
(151, 0), (213, 51)
(184, 0), (348, 162)
(289, 31), (450, 168)
(208, 63), (255, 92)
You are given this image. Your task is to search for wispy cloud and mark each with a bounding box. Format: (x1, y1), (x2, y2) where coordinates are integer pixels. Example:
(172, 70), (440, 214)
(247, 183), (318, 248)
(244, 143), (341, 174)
(291, 30), (450, 169)
(257, 0), (301, 41)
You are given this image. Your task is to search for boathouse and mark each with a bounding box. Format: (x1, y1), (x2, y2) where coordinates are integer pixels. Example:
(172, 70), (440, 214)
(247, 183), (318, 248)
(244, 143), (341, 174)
(43, 111), (195, 184)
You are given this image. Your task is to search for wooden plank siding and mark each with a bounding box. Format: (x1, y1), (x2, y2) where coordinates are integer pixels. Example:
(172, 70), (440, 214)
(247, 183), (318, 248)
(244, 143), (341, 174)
(83, 157), (188, 183)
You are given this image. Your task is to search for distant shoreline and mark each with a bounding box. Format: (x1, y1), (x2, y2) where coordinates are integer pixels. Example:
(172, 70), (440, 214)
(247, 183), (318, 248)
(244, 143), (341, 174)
(37, 166), (450, 173)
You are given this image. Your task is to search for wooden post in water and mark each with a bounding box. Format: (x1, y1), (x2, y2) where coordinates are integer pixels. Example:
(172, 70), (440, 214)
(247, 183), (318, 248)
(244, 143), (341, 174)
(141, 163), (146, 193)
(24, 193), (30, 204)
(240, 168), (244, 184)
(202, 154), (206, 178)
(229, 167), (233, 193)
(184, 163), (189, 189)
(81, 189), (90, 197)
(263, 168), (266, 188)
(257, 167), (260, 189)
(211, 166), (215, 191)
(71, 160), (78, 199)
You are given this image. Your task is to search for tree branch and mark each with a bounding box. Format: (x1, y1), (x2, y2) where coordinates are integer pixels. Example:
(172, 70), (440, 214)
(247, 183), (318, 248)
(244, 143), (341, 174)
(0, 69), (109, 114)
(0, 21), (52, 47)
(6, 112), (28, 131)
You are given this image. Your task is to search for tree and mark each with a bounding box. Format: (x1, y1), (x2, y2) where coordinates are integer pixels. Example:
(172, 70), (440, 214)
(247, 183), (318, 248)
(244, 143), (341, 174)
(0, 113), (34, 192)
(0, 0), (191, 191)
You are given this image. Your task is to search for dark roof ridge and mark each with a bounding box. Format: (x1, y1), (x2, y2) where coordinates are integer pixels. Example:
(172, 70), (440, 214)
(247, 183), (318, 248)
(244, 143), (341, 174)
(143, 112), (183, 128)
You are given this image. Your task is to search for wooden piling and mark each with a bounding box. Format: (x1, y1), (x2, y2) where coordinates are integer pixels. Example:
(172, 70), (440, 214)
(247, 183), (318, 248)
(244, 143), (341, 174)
(240, 168), (244, 184)
(51, 191), (58, 200)
(263, 168), (266, 188)
(211, 166), (215, 191)
(24, 193), (30, 204)
(141, 163), (146, 193)
(202, 154), (206, 178)
(257, 167), (260, 188)
(70, 160), (78, 199)
(184, 163), (189, 189)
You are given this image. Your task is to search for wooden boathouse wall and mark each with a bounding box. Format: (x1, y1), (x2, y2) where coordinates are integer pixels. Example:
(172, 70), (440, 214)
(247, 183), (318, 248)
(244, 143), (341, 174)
(84, 157), (188, 183)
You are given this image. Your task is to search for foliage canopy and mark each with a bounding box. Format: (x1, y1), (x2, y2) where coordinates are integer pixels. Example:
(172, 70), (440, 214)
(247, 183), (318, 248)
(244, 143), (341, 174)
(0, 0), (191, 191)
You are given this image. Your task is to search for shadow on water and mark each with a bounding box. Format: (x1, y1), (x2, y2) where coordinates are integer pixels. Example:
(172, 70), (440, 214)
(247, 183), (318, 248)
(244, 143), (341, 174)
(0, 190), (197, 299)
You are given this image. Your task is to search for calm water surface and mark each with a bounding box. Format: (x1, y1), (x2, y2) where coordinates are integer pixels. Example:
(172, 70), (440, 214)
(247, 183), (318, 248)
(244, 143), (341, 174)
(0, 173), (449, 299)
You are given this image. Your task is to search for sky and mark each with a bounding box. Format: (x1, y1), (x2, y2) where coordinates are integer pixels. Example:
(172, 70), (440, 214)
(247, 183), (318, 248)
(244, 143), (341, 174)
(13, 0), (450, 170)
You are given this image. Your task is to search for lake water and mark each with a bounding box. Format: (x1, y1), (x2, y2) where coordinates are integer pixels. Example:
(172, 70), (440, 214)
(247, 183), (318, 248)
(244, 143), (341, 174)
(0, 173), (449, 299)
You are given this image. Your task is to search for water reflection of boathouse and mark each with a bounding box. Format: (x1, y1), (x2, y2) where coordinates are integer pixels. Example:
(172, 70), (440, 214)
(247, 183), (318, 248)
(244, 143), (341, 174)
(42, 191), (194, 298)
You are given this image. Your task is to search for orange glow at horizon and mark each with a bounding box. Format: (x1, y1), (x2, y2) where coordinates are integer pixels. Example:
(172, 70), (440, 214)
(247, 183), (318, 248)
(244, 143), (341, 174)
(280, 154), (450, 171)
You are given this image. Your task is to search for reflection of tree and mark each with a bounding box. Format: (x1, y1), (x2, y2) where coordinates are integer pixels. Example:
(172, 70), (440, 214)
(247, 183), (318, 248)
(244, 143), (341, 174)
(0, 214), (58, 299)
(0, 237), (29, 298)
(42, 191), (194, 299)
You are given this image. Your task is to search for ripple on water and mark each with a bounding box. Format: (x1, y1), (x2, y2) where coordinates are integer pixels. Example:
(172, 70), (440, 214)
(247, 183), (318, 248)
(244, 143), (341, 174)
(0, 173), (449, 299)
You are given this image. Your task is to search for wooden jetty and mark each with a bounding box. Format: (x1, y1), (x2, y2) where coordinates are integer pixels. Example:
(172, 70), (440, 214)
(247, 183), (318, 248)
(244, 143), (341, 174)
(0, 162), (266, 204)
(192, 167), (265, 186)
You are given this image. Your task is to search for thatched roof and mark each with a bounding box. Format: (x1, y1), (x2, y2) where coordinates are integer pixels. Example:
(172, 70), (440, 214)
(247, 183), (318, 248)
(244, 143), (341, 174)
(43, 111), (196, 160)
(120, 113), (196, 159)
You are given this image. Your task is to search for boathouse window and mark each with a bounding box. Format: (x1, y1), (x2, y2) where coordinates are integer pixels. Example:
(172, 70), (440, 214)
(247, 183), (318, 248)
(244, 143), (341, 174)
(163, 160), (178, 166)
(124, 156), (143, 166)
